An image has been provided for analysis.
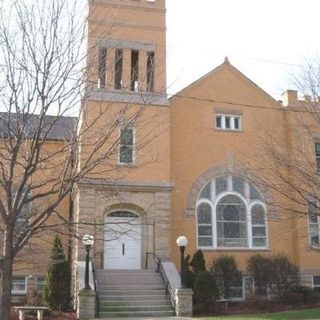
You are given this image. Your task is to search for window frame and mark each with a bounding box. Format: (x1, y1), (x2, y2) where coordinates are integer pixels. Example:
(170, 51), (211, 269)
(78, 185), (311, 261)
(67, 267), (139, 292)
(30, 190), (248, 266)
(14, 187), (32, 235)
(118, 126), (135, 165)
(307, 200), (320, 248)
(12, 276), (27, 295)
(36, 276), (46, 292)
(215, 114), (242, 131)
(228, 276), (246, 301)
(196, 176), (268, 250)
(312, 275), (320, 291)
(315, 142), (320, 173)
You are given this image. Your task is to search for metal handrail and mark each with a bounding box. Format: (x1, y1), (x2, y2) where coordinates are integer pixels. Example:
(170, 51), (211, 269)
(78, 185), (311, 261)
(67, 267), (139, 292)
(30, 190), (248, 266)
(91, 260), (100, 318)
(145, 252), (176, 311)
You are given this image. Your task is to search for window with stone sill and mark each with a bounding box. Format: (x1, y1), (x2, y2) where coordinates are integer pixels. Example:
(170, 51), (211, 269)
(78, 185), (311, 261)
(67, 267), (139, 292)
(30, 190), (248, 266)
(216, 115), (241, 131)
(196, 175), (268, 249)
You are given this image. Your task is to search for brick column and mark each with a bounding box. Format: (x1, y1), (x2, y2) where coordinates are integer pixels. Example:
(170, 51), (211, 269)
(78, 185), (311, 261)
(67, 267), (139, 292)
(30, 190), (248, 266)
(175, 288), (193, 317)
(138, 51), (147, 92)
(106, 48), (115, 91)
(122, 49), (131, 91)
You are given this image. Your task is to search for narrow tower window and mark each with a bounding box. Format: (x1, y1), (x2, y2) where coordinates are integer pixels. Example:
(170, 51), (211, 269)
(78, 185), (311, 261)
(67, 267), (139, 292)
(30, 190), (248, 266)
(147, 51), (155, 92)
(115, 49), (123, 90)
(131, 50), (139, 92)
(98, 47), (107, 88)
(119, 127), (134, 164)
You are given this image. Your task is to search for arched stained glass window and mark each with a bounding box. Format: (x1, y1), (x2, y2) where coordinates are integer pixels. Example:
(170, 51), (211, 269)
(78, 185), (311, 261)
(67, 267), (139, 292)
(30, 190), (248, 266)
(196, 175), (268, 249)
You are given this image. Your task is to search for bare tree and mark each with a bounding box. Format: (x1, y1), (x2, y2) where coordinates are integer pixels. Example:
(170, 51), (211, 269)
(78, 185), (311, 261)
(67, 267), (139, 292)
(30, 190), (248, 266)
(0, 0), (162, 318)
(244, 58), (320, 249)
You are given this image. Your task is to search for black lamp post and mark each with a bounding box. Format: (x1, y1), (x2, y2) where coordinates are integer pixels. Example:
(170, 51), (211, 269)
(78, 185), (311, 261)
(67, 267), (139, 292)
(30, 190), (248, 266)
(82, 234), (94, 290)
(176, 235), (188, 289)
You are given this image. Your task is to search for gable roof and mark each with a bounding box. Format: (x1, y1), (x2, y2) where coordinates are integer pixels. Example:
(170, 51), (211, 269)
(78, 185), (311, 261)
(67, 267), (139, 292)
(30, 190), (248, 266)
(0, 113), (78, 141)
(170, 58), (279, 107)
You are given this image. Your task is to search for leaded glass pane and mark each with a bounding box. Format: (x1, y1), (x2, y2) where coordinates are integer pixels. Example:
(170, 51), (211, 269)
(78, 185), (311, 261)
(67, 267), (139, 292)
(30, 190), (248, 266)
(252, 237), (267, 247)
(250, 184), (263, 201)
(199, 183), (211, 200)
(233, 176), (245, 196)
(120, 146), (133, 163)
(216, 176), (227, 195)
(198, 226), (212, 236)
(198, 237), (213, 246)
(252, 226), (266, 237)
(120, 128), (133, 145)
(251, 204), (265, 225)
(217, 237), (247, 247)
(217, 195), (246, 221)
(197, 203), (212, 224)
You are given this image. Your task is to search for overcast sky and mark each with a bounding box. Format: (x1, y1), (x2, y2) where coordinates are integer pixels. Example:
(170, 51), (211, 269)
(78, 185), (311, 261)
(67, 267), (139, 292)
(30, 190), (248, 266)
(166, 0), (320, 99)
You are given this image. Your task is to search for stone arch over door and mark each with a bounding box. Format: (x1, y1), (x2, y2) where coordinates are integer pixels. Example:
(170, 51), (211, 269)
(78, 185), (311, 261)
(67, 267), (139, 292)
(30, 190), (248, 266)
(185, 164), (274, 218)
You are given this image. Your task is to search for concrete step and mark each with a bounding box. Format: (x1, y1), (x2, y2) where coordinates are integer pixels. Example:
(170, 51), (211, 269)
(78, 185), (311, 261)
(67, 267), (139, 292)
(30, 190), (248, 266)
(100, 300), (172, 307)
(98, 310), (175, 318)
(99, 285), (165, 291)
(96, 269), (156, 275)
(100, 305), (173, 312)
(98, 289), (167, 295)
(99, 294), (169, 301)
(97, 279), (163, 285)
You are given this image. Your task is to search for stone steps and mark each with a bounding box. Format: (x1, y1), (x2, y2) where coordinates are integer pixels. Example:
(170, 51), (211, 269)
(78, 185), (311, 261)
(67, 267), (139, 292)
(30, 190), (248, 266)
(96, 269), (174, 317)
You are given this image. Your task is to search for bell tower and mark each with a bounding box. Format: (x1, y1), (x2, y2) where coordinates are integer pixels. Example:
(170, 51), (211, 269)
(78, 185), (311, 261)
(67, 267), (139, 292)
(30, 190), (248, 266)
(86, 0), (168, 105)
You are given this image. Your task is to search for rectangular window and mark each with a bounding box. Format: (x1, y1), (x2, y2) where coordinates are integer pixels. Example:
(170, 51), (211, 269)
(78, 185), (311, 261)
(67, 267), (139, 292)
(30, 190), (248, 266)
(313, 276), (320, 292)
(216, 115), (222, 128)
(315, 143), (320, 172)
(308, 200), (320, 247)
(12, 276), (27, 294)
(130, 50), (139, 92)
(114, 49), (123, 90)
(147, 51), (155, 92)
(216, 115), (241, 131)
(98, 47), (107, 88)
(229, 278), (245, 300)
(15, 187), (32, 235)
(37, 276), (46, 292)
(119, 127), (134, 164)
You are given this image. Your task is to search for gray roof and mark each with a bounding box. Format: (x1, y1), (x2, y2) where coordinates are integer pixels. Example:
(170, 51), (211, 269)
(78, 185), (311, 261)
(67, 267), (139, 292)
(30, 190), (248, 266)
(0, 113), (78, 140)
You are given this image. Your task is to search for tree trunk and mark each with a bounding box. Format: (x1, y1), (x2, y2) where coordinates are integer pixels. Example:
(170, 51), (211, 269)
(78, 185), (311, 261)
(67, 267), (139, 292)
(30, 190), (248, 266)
(0, 227), (14, 320)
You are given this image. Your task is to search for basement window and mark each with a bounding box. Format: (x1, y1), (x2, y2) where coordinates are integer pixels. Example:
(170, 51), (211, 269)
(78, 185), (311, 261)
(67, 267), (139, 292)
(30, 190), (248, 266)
(216, 115), (242, 131)
(131, 50), (139, 92)
(98, 47), (107, 88)
(147, 51), (155, 92)
(313, 276), (320, 292)
(115, 49), (123, 90)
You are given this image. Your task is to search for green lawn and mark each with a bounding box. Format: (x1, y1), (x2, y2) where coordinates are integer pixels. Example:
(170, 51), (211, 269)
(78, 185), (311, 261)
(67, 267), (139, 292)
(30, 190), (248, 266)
(201, 308), (320, 320)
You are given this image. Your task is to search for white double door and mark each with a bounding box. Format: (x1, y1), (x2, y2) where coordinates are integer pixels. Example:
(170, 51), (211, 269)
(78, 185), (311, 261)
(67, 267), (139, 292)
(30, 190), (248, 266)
(104, 214), (142, 269)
